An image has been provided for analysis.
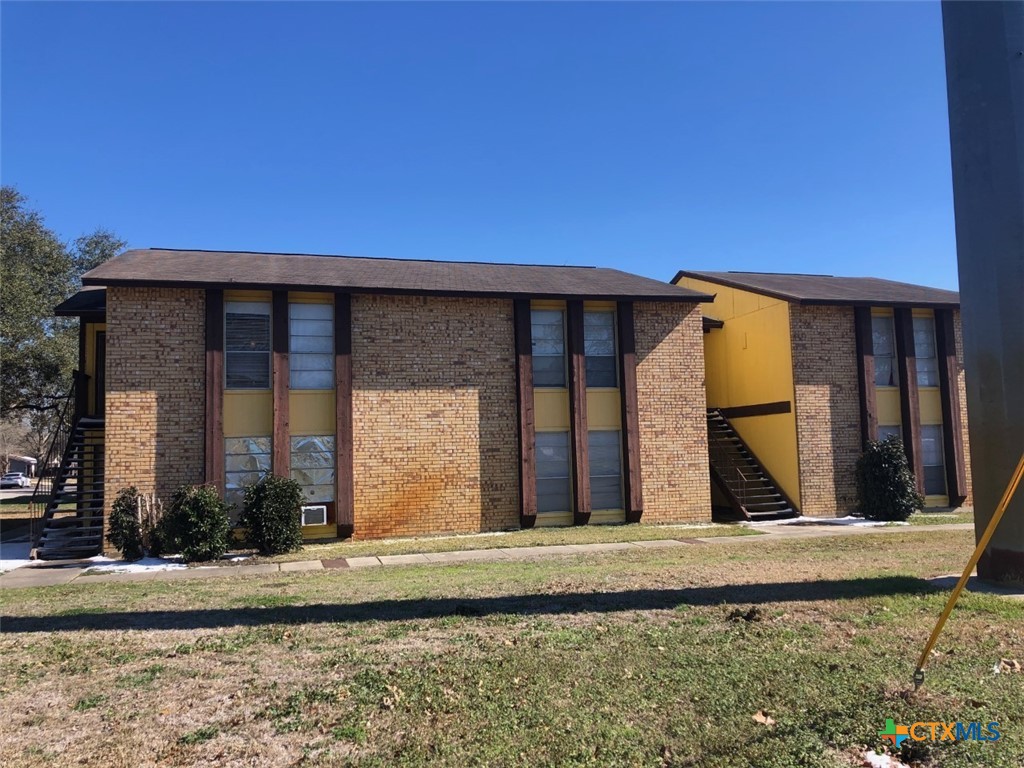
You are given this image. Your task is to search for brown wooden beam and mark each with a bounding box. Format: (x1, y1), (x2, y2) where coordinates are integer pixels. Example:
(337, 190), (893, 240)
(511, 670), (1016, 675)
(566, 300), (591, 524)
(894, 308), (925, 494)
(513, 300), (537, 528)
(204, 289), (225, 492)
(718, 401), (793, 420)
(335, 293), (355, 538)
(616, 302), (643, 523)
(75, 321), (89, 421)
(935, 309), (968, 505)
(853, 306), (878, 448)
(272, 290), (290, 478)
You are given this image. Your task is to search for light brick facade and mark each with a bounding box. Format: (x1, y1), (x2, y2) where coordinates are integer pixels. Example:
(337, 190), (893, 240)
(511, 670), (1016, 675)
(104, 287), (206, 522)
(350, 295), (520, 538)
(953, 309), (974, 508)
(634, 302), (711, 523)
(790, 305), (861, 516)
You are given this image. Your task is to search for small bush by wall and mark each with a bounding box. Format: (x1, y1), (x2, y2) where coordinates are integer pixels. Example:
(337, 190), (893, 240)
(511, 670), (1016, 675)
(240, 475), (304, 555)
(107, 486), (144, 560)
(855, 436), (924, 522)
(157, 485), (231, 563)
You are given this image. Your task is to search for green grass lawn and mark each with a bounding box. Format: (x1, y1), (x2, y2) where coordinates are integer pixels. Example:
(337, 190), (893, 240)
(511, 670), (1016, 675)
(264, 521), (758, 563)
(2, 528), (1021, 768)
(907, 509), (975, 526)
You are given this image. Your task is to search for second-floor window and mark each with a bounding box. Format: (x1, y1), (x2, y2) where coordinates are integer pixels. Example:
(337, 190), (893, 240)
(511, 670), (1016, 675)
(290, 303), (334, 389)
(913, 316), (939, 387)
(226, 302), (271, 389)
(872, 315), (898, 387)
(584, 311), (617, 387)
(531, 309), (566, 388)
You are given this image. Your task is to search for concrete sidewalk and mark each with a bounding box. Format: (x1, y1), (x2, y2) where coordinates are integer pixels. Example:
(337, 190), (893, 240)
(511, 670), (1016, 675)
(0, 522), (975, 590)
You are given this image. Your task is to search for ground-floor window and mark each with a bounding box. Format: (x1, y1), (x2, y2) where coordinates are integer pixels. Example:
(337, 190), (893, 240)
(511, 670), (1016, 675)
(290, 435), (336, 506)
(921, 425), (946, 496)
(536, 431), (571, 513)
(589, 430), (623, 510)
(877, 424), (901, 442)
(225, 436), (271, 512)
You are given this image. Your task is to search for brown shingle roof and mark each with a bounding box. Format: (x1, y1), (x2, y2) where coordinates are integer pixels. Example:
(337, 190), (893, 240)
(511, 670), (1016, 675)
(673, 270), (960, 308)
(82, 249), (712, 303)
(54, 286), (106, 317)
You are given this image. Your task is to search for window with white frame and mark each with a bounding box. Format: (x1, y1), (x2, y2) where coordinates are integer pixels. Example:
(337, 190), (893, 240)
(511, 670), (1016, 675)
(531, 309), (566, 388)
(872, 315), (898, 387)
(224, 436), (271, 510)
(290, 435), (336, 505)
(921, 425), (946, 496)
(589, 430), (623, 510)
(913, 316), (939, 387)
(536, 431), (571, 513)
(584, 311), (617, 388)
(290, 303), (334, 390)
(225, 302), (271, 389)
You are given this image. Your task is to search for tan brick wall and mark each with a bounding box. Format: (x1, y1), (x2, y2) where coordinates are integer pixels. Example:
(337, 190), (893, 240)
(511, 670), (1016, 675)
(953, 309), (974, 508)
(351, 295), (519, 538)
(790, 305), (861, 516)
(634, 302), (711, 523)
(105, 287), (206, 520)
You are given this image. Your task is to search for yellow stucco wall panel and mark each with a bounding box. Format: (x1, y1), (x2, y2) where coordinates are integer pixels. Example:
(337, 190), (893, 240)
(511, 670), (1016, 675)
(224, 391), (273, 437)
(289, 391), (336, 435)
(535, 390), (570, 431)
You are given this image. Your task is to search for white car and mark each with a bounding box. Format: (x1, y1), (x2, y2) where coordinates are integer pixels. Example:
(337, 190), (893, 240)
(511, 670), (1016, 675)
(0, 473), (31, 489)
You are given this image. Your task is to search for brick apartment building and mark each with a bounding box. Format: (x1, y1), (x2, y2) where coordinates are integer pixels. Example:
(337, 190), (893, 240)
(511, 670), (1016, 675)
(40, 249), (714, 557)
(675, 271), (972, 518)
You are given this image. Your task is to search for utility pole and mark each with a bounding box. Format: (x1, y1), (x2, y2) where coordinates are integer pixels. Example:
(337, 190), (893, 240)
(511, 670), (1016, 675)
(942, 1), (1024, 582)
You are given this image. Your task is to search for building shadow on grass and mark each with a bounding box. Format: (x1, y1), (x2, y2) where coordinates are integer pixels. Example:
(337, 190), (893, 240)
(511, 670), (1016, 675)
(2, 575), (937, 633)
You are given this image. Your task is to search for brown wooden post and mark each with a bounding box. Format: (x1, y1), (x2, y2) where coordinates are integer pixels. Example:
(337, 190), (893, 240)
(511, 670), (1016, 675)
(894, 308), (925, 494)
(513, 300), (537, 528)
(335, 293), (355, 539)
(616, 301), (643, 522)
(853, 306), (878, 448)
(204, 289), (225, 492)
(75, 321), (89, 421)
(935, 309), (968, 505)
(272, 290), (290, 478)
(566, 300), (591, 524)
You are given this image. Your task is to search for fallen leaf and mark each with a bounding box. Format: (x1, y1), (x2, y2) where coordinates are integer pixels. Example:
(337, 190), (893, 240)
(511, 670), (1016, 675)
(752, 710), (776, 726)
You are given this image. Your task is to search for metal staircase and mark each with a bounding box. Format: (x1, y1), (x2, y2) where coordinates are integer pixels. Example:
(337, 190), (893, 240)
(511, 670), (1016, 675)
(31, 416), (106, 560)
(707, 408), (798, 521)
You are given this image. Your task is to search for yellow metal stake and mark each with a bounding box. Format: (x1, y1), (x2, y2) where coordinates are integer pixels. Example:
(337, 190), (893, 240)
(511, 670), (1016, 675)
(914, 452), (1024, 689)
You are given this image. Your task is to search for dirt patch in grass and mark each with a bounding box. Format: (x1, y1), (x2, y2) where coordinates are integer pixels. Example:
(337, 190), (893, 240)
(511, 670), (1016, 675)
(1, 529), (1021, 768)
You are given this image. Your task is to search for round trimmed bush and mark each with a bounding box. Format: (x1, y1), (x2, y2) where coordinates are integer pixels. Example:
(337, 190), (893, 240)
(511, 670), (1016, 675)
(157, 484), (232, 562)
(240, 475), (304, 555)
(855, 436), (924, 522)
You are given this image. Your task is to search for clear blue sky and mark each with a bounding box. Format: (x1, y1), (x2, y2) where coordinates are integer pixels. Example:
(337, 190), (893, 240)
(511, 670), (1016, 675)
(2, 1), (959, 289)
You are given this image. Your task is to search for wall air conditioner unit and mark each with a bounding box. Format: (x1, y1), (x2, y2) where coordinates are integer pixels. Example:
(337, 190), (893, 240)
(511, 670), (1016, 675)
(301, 505), (327, 526)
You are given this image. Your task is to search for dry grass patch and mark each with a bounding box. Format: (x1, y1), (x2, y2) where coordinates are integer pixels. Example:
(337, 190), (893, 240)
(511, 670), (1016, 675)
(1, 529), (1022, 768)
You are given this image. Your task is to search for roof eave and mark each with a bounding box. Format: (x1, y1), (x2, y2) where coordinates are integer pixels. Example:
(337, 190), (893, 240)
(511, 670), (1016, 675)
(83, 277), (712, 304)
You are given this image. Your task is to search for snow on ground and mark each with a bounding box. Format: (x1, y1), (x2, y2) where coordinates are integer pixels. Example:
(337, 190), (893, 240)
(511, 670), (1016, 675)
(745, 515), (907, 528)
(862, 751), (910, 768)
(0, 539), (34, 572)
(86, 555), (188, 573)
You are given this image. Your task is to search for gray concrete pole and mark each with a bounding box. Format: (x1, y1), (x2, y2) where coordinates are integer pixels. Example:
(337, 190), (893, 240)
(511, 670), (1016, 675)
(942, 1), (1024, 583)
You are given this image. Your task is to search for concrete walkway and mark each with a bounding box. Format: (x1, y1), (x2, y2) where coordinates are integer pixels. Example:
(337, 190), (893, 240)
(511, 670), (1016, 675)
(0, 522), (978, 590)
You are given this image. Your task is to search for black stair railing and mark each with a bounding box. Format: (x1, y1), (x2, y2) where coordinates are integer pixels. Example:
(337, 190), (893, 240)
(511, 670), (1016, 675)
(27, 377), (81, 542)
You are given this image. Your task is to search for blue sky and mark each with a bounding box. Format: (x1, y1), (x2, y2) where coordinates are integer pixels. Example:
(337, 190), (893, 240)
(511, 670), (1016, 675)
(2, 2), (958, 289)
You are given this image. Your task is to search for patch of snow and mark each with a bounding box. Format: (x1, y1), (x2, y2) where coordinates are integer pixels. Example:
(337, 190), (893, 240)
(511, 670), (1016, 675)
(745, 515), (906, 528)
(86, 555), (188, 573)
(863, 751), (910, 768)
(0, 539), (34, 572)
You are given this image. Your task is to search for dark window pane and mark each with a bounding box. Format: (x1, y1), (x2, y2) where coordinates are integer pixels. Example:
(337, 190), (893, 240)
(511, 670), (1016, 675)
(591, 476), (623, 511)
(586, 356), (617, 388)
(533, 355), (566, 388)
(537, 478), (571, 513)
(924, 465), (946, 496)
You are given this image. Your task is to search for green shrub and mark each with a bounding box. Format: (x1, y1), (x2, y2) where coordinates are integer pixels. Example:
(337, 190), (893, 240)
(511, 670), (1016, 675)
(240, 475), (304, 555)
(855, 436), (924, 522)
(107, 486), (143, 560)
(156, 485), (232, 563)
